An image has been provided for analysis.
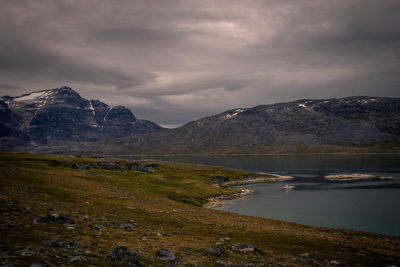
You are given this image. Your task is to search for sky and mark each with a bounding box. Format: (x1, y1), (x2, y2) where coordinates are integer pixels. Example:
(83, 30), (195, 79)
(0, 0), (399, 128)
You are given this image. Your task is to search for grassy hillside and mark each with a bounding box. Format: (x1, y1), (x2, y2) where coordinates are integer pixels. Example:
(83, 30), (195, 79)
(0, 153), (399, 266)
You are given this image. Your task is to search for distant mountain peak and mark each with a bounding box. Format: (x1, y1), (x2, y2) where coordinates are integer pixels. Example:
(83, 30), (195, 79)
(0, 86), (164, 146)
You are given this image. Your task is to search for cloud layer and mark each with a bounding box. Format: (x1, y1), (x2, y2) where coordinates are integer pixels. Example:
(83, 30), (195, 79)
(1, 0), (399, 127)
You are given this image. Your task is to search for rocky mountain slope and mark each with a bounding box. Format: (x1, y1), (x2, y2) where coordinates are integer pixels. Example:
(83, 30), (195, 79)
(99, 96), (400, 154)
(0, 86), (163, 146)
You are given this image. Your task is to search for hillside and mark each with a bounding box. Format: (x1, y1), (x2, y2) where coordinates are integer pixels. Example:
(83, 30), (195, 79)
(1, 153), (399, 266)
(93, 96), (400, 154)
(0, 86), (163, 147)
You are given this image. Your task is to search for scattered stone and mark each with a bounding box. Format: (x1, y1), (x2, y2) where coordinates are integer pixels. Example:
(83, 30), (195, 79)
(269, 258), (286, 266)
(300, 253), (310, 258)
(73, 249), (85, 255)
(215, 260), (229, 267)
(68, 256), (86, 263)
(64, 223), (80, 230)
(209, 247), (225, 257)
(31, 260), (54, 267)
(222, 237), (231, 242)
(124, 223), (137, 231)
(108, 246), (140, 267)
(111, 221), (122, 229)
(39, 213), (75, 224)
(212, 175), (229, 183)
(154, 249), (180, 264)
(16, 246), (39, 257)
(215, 240), (225, 245)
(0, 259), (12, 267)
(139, 166), (154, 173)
(69, 240), (86, 248)
(328, 260), (341, 265)
(41, 238), (70, 249)
(69, 163), (90, 170)
(91, 224), (106, 231)
(231, 243), (258, 252)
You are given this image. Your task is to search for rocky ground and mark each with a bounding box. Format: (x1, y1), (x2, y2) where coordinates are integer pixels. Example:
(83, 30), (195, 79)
(0, 153), (399, 266)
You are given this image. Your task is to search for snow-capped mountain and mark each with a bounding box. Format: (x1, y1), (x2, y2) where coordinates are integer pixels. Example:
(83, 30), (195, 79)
(0, 86), (163, 145)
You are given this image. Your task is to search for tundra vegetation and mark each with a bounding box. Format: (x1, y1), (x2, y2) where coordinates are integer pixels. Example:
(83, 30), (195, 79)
(0, 153), (399, 266)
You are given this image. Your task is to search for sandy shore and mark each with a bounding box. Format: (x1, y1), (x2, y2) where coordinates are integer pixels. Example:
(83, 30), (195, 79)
(324, 173), (376, 181)
(204, 173), (294, 208)
(219, 173), (293, 187)
(203, 189), (255, 208)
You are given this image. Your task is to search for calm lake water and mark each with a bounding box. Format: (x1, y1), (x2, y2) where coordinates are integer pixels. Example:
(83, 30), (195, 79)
(121, 154), (400, 236)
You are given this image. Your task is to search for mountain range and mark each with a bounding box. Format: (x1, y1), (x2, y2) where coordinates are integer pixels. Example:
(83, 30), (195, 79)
(96, 96), (400, 154)
(1, 87), (399, 154)
(0, 86), (163, 147)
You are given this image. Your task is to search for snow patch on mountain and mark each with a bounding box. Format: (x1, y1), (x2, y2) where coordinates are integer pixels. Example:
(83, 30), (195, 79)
(224, 108), (245, 120)
(15, 91), (52, 102)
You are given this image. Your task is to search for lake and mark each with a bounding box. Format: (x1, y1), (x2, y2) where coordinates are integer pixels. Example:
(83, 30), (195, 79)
(121, 154), (400, 236)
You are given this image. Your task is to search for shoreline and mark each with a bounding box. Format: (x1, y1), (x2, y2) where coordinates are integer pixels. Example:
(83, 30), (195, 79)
(324, 173), (376, 181)
(204, 173), (293, 208)
(105, 152), (400, 157)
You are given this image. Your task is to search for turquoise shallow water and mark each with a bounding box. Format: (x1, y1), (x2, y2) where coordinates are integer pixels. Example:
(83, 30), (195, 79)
(121, 154), (400, 236)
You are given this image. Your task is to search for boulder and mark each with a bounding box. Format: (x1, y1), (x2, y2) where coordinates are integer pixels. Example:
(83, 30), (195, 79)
(209, 247), (225, 257)
(108, 246), (140, 267)
(40, 213), (75, 224)
(68, 256), (86, 263)
(231, 243), (258, 252)
(124, 223), (137, 231)
(16, 246), (39, 257)
(111, 221), (122, 229)
(0, 259), (13, 267)
(41, 239), (70, 249)
(91, 224), (106, 231)
(154, 249), (180, 264)
(69, 240), (86, 248)
(215, 260), (229, 267)
(300, 253), (310, 258)
(31, 260), (54, 267)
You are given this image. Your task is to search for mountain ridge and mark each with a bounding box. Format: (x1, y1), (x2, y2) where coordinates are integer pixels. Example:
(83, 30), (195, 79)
(0, 86), (163, 147)
(90, 96), (400, 154)
(1, 90), (400, 154)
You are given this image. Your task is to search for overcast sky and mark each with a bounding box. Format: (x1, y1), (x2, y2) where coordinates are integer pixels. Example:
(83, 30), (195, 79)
(1, 0), (399, 128)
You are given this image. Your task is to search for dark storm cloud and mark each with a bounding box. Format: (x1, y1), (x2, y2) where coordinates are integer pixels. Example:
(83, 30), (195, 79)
(1, 0), (399, 127)
(87, 27), (185, 45)
(0, 40), (152, 90)
(0, 84), (23, 90)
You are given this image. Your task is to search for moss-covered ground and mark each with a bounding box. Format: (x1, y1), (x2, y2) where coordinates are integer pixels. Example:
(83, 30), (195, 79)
(0, 153), (399, 266)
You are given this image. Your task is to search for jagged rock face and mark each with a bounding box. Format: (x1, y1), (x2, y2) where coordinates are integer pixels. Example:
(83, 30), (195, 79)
(0, 100), (23, 137)
(110, 96), (400, 154)
(0, 86), (163, 145)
